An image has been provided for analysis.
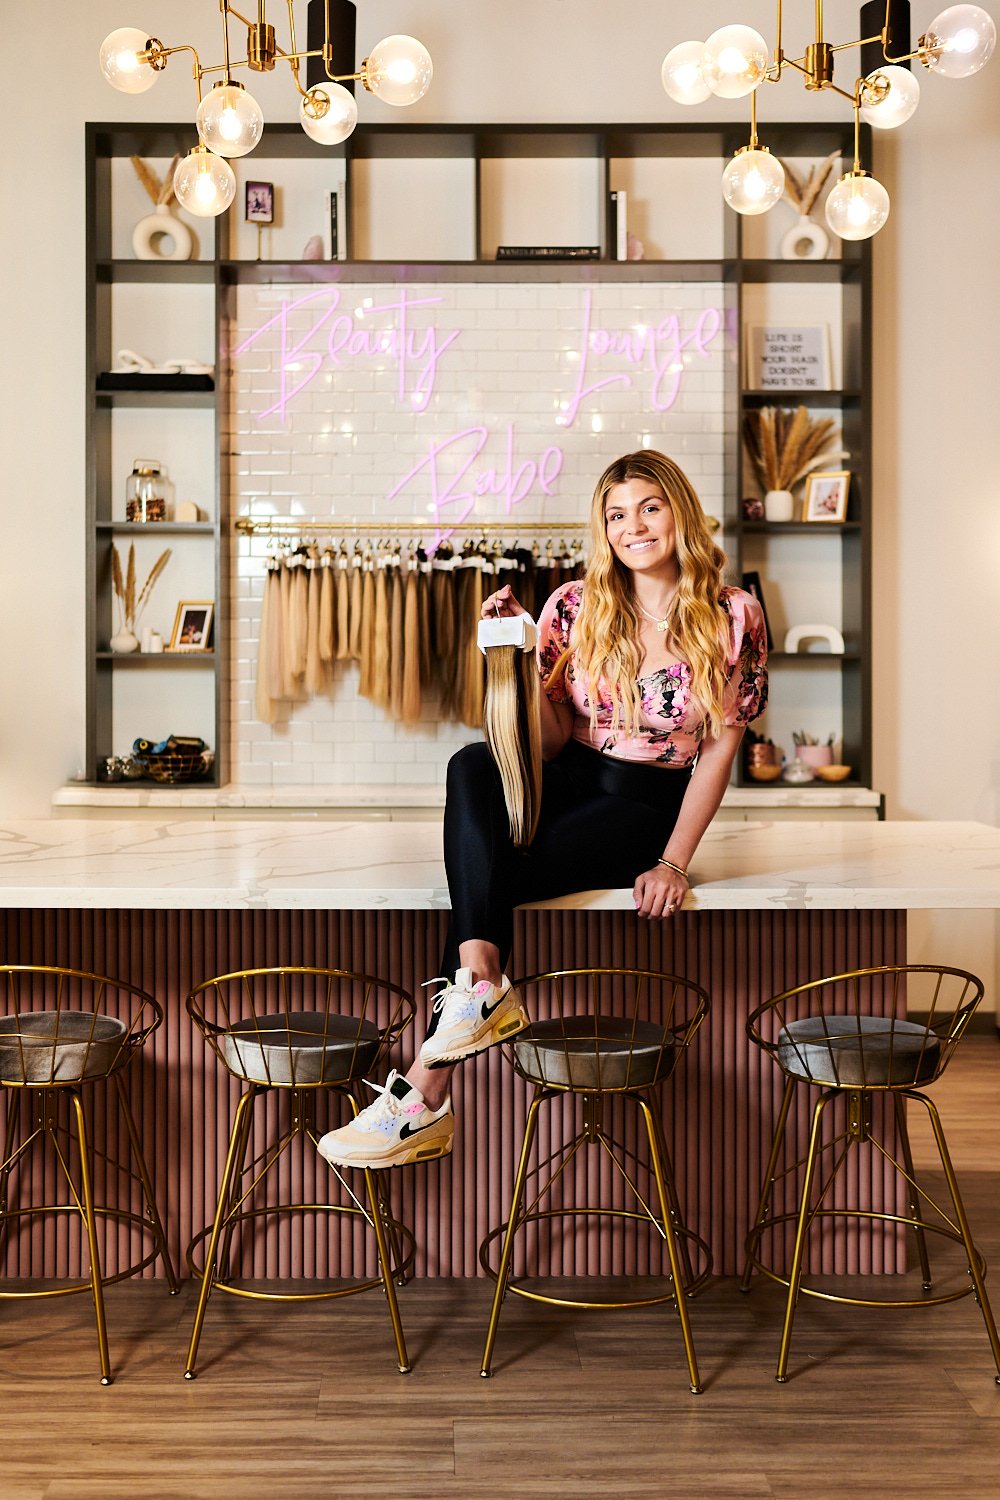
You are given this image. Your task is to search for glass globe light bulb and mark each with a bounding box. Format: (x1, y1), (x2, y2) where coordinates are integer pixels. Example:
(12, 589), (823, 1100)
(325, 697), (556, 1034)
(196, 82), (264, 158)
(825, 172), (890, 240)
(859, 65), (921, 127)
(99, 27), (157, 94)
(703, 25), (769, 98)
(173, 146), (236, 218)
(363, 35), (433, 105)
(721, 148), (785, 215)
(299, 83), (359, 145)
(922, 5), (996, 76)
(661, 40), (712, 104)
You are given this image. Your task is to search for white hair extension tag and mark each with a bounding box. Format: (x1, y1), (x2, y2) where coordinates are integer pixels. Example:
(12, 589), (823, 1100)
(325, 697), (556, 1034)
(477, 614), (537, 655)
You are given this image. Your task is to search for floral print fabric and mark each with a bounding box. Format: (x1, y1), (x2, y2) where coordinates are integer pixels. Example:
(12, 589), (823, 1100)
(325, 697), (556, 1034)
(536, 580), (768, 766)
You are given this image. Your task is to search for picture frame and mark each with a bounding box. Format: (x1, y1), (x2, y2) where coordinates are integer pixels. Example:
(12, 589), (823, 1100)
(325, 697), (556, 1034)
(803, 470), (850, 523)
(245, 181), (274, 224)
(169, 601), (214, 652)
(741, 571), (773, 651)
(745, 324), (831, 391)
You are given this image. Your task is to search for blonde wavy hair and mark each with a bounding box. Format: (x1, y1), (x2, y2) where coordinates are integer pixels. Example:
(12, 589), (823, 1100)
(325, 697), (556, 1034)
(549, 451), (731, 740)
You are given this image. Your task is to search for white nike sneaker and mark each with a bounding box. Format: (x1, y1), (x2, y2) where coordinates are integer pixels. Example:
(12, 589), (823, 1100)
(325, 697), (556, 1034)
(419, 967), (530, 1069)
(316, 1071), (453, 1170)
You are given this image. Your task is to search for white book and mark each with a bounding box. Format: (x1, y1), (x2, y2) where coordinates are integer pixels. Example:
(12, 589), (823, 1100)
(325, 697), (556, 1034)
(615, 188), (628, 260)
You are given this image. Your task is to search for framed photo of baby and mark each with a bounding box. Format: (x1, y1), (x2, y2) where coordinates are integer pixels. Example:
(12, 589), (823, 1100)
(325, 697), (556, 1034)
(803, 470), (850, 523)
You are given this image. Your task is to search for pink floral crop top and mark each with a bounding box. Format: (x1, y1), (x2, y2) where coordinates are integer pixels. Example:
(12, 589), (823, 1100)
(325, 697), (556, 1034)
(536, 581), (768, 767)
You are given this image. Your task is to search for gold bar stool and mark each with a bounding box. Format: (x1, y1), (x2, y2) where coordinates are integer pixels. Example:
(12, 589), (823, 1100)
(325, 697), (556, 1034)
(480, 967), (710, 1393)
(184, 966), (416, 1378)
(0, 965), (178, 1384)
(741, 963), (1000, 1385)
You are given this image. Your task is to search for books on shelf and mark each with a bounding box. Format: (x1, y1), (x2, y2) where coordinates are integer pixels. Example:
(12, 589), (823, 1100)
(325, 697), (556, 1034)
(324, 180), (347, 260)
(608, 189), (628, 260)
(495, 245), (600, 260)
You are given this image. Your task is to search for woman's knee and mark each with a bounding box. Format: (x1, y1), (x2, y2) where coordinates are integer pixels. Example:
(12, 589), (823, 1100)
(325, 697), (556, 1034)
(445, 741), (497, 799)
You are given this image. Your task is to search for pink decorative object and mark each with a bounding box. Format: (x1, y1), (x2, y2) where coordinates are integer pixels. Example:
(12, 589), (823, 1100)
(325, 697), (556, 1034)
(797, 744), (833, 768)
(626, 233), (645, 261)
(302, 234), (323, 260)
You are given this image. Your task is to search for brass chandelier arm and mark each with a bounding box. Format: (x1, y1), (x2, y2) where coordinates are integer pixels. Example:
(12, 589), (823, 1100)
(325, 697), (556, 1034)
(143, 42), (207, 104)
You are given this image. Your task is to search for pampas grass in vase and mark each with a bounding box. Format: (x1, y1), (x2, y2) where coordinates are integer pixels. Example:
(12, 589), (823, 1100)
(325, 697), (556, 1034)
(742, 405), (844, 522)
(110, 542), (172, 652)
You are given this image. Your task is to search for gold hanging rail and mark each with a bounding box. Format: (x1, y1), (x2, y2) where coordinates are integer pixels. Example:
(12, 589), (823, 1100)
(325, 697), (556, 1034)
(234, 516), (588, 537)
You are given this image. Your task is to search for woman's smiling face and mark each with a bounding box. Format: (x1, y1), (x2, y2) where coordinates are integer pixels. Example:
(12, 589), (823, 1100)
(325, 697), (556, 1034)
(604, 477), (678, 577)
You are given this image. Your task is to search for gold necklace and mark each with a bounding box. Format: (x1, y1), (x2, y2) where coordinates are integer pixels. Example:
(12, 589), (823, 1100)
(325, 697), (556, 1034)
(636, 600), (672, 633)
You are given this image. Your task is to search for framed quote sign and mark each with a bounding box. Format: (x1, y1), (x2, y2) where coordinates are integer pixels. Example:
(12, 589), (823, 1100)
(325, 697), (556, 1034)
(746, 325), (830, 390)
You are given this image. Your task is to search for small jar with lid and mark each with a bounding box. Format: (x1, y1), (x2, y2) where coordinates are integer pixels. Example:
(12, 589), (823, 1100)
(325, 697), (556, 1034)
(125, 460), (167, 523)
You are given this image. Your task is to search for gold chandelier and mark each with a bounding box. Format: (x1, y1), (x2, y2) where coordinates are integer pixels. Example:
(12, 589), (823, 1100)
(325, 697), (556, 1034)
(662, 2), (996, 239)
(99, 1), (432, 217)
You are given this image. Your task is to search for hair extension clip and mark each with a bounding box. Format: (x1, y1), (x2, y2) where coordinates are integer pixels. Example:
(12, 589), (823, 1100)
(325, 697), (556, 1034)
(477, 614), (537, 655)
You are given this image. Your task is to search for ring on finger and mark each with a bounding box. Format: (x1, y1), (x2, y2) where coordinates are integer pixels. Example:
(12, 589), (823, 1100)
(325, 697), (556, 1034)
(666, 903), (676, 913)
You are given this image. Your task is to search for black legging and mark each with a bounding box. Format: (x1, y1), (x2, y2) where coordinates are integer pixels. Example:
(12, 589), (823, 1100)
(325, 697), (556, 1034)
(439, 737), (691, 979)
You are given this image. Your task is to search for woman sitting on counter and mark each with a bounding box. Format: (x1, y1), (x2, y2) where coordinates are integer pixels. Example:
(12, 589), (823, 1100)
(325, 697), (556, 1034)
(317, 448), (768, 1171)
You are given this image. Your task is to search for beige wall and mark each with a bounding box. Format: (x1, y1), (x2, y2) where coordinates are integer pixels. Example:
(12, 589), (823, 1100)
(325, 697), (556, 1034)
(2, 2), (997, 982)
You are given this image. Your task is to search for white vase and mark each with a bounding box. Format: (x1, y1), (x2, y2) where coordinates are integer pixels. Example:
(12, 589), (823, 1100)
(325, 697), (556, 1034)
(132, 207), (193, 262)
(110, 627), (139, 654)
(763, 489), (796, 523)
(780, 215), (829, 261)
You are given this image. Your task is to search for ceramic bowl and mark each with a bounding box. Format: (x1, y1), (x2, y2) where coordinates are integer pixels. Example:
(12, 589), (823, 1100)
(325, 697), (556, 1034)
(814, 764), (852, 782)
(747, 764), (783, 782)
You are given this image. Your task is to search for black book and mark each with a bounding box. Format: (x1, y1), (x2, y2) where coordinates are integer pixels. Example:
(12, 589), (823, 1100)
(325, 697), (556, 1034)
(495, 245), (600, 260)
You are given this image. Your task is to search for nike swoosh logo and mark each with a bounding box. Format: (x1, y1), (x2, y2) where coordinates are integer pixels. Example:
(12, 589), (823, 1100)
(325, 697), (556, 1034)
(399, 1118), (439, 1140)
(481, 989), (512, 1019)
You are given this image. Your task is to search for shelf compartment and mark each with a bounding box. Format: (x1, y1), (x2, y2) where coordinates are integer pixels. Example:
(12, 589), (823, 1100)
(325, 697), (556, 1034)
(96, 652), (216, 663)
(96, 522), (215, 535)
(96, 259), (215, 285)
(222, 257), (735, 285)
(741, 258), (862, 285)
(741, 389), (860, 407)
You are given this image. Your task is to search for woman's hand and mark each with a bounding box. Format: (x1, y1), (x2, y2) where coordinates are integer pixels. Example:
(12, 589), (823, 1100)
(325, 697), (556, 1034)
(633, 864), (689, 920)
(481, 582), (528, 620)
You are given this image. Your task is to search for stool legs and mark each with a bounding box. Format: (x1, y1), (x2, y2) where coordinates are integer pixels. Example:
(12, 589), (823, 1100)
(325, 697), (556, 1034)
(776, 1092), (832, 1383)
(363, 1165), (410, 1372)
(893, 1093), (933, 1292)
(639, 1097), (702, 1394)
(185, 1087), (257, 1380)
(741, 1077), (795, 1294)
(914, 1092), (1000, 1383)
(68, 1089), (112, 1385)
(112, 1074), (179, 1294)
(481, 1092), (543, 1378)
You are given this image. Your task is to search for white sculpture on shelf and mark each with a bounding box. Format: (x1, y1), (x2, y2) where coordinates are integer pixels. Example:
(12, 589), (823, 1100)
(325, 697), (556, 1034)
(784, 623), (845, 654)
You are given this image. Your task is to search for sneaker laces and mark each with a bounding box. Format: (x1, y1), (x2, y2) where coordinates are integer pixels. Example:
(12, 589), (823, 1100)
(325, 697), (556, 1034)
(423, 974), (477, 1025)
(354, 1075), (403, 1133)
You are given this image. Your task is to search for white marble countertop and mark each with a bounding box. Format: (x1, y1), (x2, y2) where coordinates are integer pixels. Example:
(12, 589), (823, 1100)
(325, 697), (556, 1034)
(52, 781), (884, 812)
(0, 818), (995, 911)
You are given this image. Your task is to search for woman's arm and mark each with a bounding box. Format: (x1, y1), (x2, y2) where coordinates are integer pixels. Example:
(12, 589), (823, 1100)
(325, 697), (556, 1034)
(633, 725), (745, 919)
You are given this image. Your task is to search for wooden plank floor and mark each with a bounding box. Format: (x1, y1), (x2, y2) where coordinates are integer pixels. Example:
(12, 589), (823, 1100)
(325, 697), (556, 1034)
(1, 1036), (998, 1499)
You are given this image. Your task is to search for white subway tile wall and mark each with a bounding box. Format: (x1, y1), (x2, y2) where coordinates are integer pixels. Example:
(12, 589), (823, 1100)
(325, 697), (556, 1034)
(228, 281), (729, 788)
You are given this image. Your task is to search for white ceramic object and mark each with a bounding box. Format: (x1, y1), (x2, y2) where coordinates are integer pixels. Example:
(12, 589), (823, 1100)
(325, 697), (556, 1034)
(764, 489), (795, 522)
(782, 758), (816, 784)
(132, 207), (193, 262)
(110, 628), (139, 654)
(780, 215), (829, 260)
(783, 623), (846, 654)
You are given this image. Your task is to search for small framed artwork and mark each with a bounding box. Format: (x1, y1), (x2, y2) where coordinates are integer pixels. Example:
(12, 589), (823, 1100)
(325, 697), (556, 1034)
(169, 601), (214, 652)
(745, 325), (831, 390)
(245, 181), (274, 224)
(803, 470), (850, 523)
(741, 571), (773, 651)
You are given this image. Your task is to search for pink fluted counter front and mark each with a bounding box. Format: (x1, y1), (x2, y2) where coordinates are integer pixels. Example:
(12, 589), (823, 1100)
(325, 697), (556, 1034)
(0, 817), (997, 1281)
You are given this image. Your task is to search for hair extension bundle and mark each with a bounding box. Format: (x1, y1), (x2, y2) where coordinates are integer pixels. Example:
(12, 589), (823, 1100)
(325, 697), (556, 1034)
(371, 563), (391, 707)
(304, 557), (325, 695)
(389, 561), (405, 718)
(348, 551), (364, 661)
(318, 550), (335, 666)
(357, 557), (376, 698)
(478, 616), (542, 848)
(401, 562), (422, 724)
(459, 563), (486, 729)
(335, 550), (351, 660)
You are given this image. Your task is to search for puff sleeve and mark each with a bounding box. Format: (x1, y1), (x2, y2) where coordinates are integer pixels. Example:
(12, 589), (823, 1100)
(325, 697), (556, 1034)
(722, 588), (769, 726)
(535, 581), (581, 706)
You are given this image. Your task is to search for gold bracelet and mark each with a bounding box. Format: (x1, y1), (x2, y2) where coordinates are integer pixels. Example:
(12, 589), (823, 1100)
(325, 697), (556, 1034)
(657, 857), (688, 879)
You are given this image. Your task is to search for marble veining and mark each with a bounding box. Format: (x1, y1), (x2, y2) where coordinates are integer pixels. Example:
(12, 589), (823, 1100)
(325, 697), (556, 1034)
(0, 819), (997, 911)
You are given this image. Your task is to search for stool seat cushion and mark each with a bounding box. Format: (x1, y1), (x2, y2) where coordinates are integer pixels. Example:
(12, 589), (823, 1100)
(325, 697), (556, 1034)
(512, 1014), (673, 1091)
(222, 1011), (380, 1085)
(0, 1011), (128, 1084)
(777, 1014), (941, 1087)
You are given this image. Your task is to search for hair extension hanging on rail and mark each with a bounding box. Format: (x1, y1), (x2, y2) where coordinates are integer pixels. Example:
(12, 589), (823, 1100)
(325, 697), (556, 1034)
(478, 615), (543, 848)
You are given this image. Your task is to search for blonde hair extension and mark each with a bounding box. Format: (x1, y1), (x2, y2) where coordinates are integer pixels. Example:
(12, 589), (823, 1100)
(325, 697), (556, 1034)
(566, 450), (731, 739)
(371, 564), (391, 707)
(482, 643), (543, 848)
